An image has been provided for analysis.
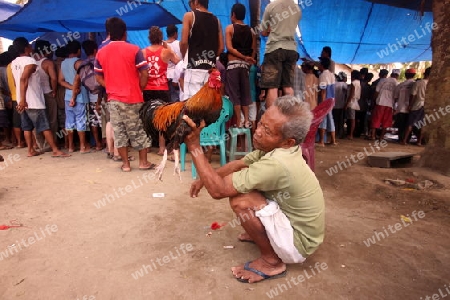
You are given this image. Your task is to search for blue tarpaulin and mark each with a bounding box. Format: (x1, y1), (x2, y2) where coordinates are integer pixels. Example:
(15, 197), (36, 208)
(298, 0), (433, 64)
(0, 0), (180, 40)
(0, 0), (434, 64)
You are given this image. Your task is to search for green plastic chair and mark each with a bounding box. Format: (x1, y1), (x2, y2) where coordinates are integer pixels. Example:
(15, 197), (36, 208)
(180, 96), (234, 179)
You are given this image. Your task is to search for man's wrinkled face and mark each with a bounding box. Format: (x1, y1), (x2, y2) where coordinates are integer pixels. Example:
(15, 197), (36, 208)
(253, 106), (288, 153)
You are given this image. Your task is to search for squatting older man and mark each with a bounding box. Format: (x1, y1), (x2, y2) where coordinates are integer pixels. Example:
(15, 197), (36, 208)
(183, 96), (325, 284)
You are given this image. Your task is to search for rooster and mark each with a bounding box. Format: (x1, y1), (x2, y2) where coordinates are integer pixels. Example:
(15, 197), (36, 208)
(140, 69), (222, 181)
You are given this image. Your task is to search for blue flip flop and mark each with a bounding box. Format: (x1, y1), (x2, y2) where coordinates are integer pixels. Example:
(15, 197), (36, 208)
(236, 261), (287, 283)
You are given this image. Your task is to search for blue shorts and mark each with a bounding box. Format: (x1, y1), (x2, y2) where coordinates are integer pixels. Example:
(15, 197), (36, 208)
(319, 111), (336, 132)
(21, 109), (50, 133)
(65, 101), (89, 131)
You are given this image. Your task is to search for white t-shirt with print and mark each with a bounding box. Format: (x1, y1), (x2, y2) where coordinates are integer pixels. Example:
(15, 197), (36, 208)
(376, 77), (398, 108)
(11, 56), (45, 109)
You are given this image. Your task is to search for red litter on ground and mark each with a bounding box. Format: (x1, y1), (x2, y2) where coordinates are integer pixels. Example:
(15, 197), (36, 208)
(210, 222), (226, 230)
(0, 220), (25, 230)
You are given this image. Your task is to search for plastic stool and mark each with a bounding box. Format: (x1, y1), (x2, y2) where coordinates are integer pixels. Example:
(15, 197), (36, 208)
(227, 127), (253, 161)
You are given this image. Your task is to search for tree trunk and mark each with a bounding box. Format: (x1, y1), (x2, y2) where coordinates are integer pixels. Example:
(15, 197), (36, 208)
(419, 0), (450, 175)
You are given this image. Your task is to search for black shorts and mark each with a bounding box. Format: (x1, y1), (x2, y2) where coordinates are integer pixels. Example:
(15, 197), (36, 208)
(260, 49), (299, 89)
(12, 102), (22, 128)
(143, 90), (170, 103)
(226, 61), (251, 107)
(408, 107), (425, 127)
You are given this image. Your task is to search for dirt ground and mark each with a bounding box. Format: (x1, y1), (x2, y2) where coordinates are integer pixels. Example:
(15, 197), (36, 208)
(0, 138), (449, 300)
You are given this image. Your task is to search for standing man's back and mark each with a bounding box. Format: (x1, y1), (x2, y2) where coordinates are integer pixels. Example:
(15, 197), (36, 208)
(94, 17), (154, 172)
(259, 0), (301, 107)
(180, 0), (224, 99)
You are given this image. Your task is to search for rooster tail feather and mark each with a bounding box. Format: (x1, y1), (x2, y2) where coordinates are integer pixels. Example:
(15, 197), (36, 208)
(153, 102), (185, 132)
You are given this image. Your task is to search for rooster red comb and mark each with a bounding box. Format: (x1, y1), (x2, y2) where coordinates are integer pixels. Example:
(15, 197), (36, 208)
(208, 69), (222, 89)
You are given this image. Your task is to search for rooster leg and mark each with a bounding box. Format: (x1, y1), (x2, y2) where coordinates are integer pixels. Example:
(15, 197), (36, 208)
(173, 149), (181, 182)
(155, 149), (168, 181)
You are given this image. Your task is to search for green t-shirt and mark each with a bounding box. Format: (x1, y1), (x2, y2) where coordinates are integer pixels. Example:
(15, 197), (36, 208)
(261, 0), (302, 54)
(232, 146), (324, 257)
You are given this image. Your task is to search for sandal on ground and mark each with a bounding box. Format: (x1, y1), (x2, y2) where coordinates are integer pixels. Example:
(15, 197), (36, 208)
(236, 262), (287, 283)
(113, 155), (135, 162)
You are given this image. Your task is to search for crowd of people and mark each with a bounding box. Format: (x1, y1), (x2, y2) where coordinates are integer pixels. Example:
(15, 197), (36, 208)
(295, 53), (431, 146)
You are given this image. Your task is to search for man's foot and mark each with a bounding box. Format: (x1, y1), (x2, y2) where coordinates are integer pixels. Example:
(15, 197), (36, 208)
(139, 162), (156, 171)
(51, 151), (71, 158)
(113, 155), (135, 162)
(231, 258), (286, 284)
(80, 147), (92, 154)
(121, 165), (131, 172)
(27, 150), (42, 157)
(0, 145), (14, 150)
(315, 142), (325, 147)
(237, 233), (255, 244)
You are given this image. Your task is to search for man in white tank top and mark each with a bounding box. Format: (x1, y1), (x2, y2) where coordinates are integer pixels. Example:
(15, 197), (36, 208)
(33, 40), (58, 148)
(165, 25), (182, 102)
(11, 37), (69, 158)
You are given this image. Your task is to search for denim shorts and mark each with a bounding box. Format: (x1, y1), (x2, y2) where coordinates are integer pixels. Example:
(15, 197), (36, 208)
(21, 109), (50, 133)
(65, 101), (89, 131)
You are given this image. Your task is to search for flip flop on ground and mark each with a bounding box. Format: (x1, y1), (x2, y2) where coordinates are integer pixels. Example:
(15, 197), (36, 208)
(0, 145), (14, 150)
(113, 155), (136, 162)
(51, 153), (71, 158)
(236, 262), (287, 283)
(139, 163), (156, 171)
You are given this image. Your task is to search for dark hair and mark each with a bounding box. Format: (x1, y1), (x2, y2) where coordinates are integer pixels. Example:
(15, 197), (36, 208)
(55, 46), (68, 58)
(149, 26), (163, 45)
(7, 45), (19, 60)
(405, 73), (415, 79)
(322, 46), (332, 58)
(231, 3), (246, 21)
(12, 37), (30, 55)
(198, 0), (209, 9)
(319, 57), (330, 69)
(166, 24), (178, 38)
(66, 41), (81, 55)
(82, 40), (98, 56)
(34, 40), (51, 53)
(351, 70), (360, 81)
(424, 67), (431, 77)
(108, 17), (127, 41)
(366, 73), (374, 82)
(360, 67), (368, 76)
(0, 52), (11, 66)
(105, 18), (112, 34)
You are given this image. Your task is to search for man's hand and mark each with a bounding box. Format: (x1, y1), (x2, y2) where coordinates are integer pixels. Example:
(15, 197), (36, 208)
(16, 100), (28, 113)
(182, 115), (205, 147)
(69, 99), (76, 107)
(190, 179), (204, 198)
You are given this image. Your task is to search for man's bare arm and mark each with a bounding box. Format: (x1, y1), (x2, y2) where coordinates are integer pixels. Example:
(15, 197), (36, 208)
(58, 67), (73, 90)
(43, 59), (58, 96)
(95, 74), (105, 87)
(180, 12), (193, 58)
(139, 69), (149, 91)
(217, 20), (224, 55)
(18, 64), (37, 111)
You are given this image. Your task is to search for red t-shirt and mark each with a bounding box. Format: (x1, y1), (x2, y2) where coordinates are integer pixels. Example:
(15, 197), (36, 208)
(143, 47), (169, 91)
(94, 41), (148, 104)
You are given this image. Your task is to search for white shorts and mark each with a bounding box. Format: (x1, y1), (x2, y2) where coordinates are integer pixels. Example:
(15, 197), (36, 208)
(255, 201), (306, 264)
(184, 69), (210, 99)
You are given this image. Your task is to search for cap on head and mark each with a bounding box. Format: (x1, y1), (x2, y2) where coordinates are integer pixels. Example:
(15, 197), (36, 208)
(405, 68), (417, 74)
